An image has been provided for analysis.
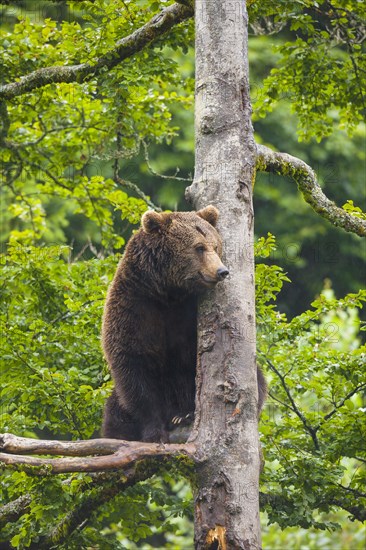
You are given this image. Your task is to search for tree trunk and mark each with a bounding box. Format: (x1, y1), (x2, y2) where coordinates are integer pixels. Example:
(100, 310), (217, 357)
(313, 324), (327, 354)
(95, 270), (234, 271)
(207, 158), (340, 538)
(185, 1), (261, 548)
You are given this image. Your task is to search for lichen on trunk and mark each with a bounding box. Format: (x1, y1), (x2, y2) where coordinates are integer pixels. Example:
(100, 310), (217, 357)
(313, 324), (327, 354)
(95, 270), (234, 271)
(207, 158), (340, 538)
(185, 1), (262, 548)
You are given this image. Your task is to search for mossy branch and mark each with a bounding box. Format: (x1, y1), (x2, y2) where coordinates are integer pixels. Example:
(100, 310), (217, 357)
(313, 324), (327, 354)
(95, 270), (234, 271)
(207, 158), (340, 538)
(2, 434), (364, 543)
(0, 433), (195, 474)
(0, 495), (32, 529)
(256, 144), (366, 238)
(114, 175), (163, 212)
(0, 2), (193, 101)
(0, 434), (195, 547)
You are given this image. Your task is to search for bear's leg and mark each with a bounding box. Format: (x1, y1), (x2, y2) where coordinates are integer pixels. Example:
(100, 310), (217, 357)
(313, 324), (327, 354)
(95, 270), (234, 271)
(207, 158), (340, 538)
(112, 356), (170, 443)
(102, 389), (140, 440)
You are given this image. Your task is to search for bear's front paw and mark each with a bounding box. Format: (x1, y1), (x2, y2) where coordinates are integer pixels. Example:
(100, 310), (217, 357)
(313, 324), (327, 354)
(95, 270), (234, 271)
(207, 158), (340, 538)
(170, 412), (194, 428)
(141, 426), (169, 443)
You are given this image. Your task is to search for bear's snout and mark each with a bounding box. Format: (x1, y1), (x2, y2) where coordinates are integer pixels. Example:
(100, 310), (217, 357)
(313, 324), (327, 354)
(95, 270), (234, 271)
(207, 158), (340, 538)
(217, 266), (229, 280)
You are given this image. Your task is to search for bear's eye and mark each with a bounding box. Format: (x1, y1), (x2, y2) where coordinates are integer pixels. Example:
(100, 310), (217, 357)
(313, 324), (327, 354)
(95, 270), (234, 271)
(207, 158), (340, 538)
(195, 245), (206, 255)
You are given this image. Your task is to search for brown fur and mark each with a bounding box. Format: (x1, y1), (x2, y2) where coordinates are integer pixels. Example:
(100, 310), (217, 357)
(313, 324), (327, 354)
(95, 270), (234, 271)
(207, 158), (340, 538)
(101, 206), (265, 442)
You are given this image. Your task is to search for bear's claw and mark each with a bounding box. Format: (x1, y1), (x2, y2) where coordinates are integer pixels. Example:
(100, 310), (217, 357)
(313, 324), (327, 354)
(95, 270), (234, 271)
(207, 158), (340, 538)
(171, 413), (193, 427)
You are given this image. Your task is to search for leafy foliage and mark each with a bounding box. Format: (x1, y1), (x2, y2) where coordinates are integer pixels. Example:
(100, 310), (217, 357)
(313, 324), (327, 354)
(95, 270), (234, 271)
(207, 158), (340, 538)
(343, 200), (366, 220)
(1, 0), (193, 249)
(1, 237), (365, 547)
(0, 241), (194, 548)
(1, 243), (112, 439)
(0, 0), (365, 548)
(256, 235), (366, 535)
(249, 32), (366, 315)
(249, 0), (366, 141)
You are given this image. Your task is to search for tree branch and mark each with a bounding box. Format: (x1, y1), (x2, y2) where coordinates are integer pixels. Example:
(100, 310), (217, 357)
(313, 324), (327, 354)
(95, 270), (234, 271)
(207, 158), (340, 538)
(114, 175), (162, 212)
(256, 144), (366, 237)
(4, 125), (92, 150)
(319, 382), (366, 425)
(0, 434), (196, 546)
(142, 140), (193, 182)
(0, 2), (194, 101)
(328, 497), (366, 523)
(0, 495), (31, 530)
(0, 433), (125, 456)
(0, 433), (195, 474)
(264, 358), (320, 451)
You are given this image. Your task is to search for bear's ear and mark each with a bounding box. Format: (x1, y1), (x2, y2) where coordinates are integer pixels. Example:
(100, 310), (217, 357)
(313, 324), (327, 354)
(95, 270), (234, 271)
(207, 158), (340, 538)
(141, 211), (171, 233)
(197, 205), (219, 227)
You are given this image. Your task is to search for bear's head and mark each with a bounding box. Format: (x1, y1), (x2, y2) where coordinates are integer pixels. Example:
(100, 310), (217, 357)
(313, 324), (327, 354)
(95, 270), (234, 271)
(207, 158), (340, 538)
(139, 206), (229, 295)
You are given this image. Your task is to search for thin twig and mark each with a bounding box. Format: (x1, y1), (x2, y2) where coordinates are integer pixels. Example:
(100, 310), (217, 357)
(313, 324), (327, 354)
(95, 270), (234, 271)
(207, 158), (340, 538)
(318, 382), (366, 425)
(265, 359), (320, 451)
(114, 174), (162, 211)
(142, 141), (193, 182)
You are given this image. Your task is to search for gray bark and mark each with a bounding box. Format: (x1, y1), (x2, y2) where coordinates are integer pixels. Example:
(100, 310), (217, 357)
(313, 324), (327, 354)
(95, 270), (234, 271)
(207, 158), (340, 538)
(186, 1), (261, 548)
(0, 433), (195, 474)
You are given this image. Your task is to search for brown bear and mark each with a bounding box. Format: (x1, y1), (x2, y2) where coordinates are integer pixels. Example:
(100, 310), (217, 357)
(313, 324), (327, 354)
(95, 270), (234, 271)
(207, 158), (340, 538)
(102, 206), (265, 442)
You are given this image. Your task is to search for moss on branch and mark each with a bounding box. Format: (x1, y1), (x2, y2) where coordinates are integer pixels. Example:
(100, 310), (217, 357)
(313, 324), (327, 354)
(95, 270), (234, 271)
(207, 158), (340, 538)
(256, 144), (366, 238)
(0, 495), (32, 530)
(0, 3), (193, 100)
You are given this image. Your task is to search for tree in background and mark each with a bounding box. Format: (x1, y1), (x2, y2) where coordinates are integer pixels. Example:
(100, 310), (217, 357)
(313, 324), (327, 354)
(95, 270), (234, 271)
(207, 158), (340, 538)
(0, 1), (365, 548)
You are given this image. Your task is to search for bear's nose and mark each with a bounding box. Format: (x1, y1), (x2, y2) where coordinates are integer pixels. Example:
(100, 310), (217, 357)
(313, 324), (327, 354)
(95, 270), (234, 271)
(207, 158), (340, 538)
(217, 266), (229, 280)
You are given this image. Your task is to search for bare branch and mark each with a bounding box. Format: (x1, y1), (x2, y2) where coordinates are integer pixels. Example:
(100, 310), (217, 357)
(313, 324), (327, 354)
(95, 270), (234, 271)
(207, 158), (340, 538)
(0, 433), (195, 474)
(142, 141), (193, 182)
(0, 434), (195, 545)
(264, 358), (320, 451)
(0, 3), (194, 101)
(256, 144), (366, 238)
(0, 433), (125, 456)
